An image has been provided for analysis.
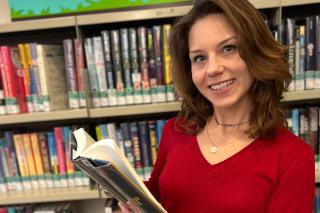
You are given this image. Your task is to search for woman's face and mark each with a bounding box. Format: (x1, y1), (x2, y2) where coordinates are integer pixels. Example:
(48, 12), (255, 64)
(188, 13), (254, 111)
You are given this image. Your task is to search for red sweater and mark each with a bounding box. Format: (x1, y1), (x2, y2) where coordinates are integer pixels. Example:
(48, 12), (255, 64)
(145, 118), (315, 213)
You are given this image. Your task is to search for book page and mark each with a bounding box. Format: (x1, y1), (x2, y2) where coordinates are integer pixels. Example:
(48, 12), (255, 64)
(72, 128), (97, 159)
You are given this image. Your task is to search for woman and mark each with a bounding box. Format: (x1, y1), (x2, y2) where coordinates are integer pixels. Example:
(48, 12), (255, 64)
(119, 0), (315, 212)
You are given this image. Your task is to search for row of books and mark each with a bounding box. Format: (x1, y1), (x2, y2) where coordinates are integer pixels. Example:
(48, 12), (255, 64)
(95, 119), (166, 181)
(84, 24), (175, 108)
(0, 127), (90, 193)
(0, 201), (74, 213)
(284, 15), (320, 91)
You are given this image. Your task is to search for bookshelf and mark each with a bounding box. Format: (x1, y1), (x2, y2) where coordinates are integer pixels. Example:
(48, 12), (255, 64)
(0, 0), (320, 212)
(0, 187), (99, 205)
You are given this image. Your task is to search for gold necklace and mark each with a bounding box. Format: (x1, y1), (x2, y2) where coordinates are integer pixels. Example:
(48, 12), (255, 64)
(206, 122), (245, 153)
(214, 116), (249, 127)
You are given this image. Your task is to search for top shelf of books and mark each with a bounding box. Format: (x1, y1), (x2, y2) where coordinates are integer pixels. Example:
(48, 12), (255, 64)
(0, 0), (316, 34)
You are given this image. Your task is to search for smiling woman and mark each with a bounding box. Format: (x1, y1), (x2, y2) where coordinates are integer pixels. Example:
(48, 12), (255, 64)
(117, 0), (315, 213)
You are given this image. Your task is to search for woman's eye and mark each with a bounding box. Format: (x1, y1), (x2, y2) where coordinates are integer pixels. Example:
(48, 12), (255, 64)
(223, 45), (237, 53)
(193, 55), (205, 63)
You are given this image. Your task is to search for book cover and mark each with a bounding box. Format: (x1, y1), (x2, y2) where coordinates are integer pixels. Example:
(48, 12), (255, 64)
(72, 128), (167, 213)
(74, 38), (87, 108)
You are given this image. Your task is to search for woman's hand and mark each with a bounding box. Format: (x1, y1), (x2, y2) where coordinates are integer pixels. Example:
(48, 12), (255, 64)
(118, 200), (143, 213)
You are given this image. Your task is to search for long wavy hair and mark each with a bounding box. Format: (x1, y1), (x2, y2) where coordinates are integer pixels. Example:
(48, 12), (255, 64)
(171, 0), (292, 139)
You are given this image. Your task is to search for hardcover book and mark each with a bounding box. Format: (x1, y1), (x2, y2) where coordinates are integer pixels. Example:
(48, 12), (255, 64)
(71, 128), (167, 213)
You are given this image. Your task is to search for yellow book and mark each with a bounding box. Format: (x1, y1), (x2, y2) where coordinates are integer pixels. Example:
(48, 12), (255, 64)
(162, 24), (173, 86)
(95, 126), (102, 141)
(29, 133), (44, 176)
(22, 133), (37, 177)
(13, 134), (30, 177)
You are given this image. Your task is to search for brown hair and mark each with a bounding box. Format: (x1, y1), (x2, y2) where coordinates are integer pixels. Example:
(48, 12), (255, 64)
(171, 0), (292, 139)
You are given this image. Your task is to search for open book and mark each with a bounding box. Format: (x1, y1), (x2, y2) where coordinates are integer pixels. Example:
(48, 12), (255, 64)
(71, 128), (167, 213)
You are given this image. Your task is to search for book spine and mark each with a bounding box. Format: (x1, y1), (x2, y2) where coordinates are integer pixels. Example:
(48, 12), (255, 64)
(0, 140), (8, 193)
(138, 121), (152, 180)
(63, 126), (76, 187)
(29, 133), (46, 188)
(120, 28), (134, 105)
(155, 119), (166, 147)
(106, 123), (118, 142)
(22, 133), (39, 189)
(25, 43), (38, 112)
(305, 16), (316, 90)
(63, 39), (80, 109)
(120, 122), (134, 167)
(299, 25), (306, 90)
(0, 51), (7, 115)
(0, 68), (5, 114)
(116, 128), (126, 155)
(129, 28), (143, 104)
(162, 24), (175, 101)
(13, 134), (32, 190)
(30, 43), (44, 112)
(84, 38), (101, 108)
(18, 44), (33, 113)
(2, 137), (16, 191)
(93, 36), (109, 107)
(0, 46), (19, 114)
(38, 132), (54, 188)
(47, 131), (60, 188)
(9, 46), (28, 113)
(153, 25), (166, 102)
(101, 30), (117, 106)
(111, 30), (126, 106)
(74, 39), (87, 108)
(96, 125), (103, 141)
(286, 18), (296, 91)
(54, 127), (68, 187)
(4, 131), (23, 191)
(129, 122), (144, 179)
(147, 27), (158, 103)
(138, 27), (151, 104)
(308, 106), (319, 156)
(148, 120), (158, 165)
(36, 44), (50, 112)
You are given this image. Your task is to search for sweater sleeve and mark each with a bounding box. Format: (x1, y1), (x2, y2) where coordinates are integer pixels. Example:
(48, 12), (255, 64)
(144, 119), (174, 201)
(266, 143), (315, 213)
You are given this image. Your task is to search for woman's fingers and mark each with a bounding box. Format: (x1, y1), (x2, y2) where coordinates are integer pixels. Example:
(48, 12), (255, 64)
(127, 200), (142, 213)
(118, 201), (132, 213)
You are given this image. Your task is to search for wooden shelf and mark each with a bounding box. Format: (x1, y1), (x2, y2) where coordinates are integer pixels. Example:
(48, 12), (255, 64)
(316, 171), (320, 183)
(283, 90), (320, 102)
(0, 187), (100, 205)
(0, 16), (76, 33)
(89, 101), (181, 118)
(0, 109), (88, 125)
(281, 0), (320, 7)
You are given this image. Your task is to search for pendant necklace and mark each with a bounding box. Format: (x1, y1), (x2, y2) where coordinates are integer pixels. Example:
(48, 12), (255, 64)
(206, 117), (248, 153)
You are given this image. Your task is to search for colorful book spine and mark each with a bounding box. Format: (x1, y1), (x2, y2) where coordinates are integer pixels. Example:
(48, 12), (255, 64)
(63, 39), (80, 109)
(95, 125), (102, 141)
(74, 39), (87, 108)
(305, 16), (316, 90)
(138, 27), (151, 104)
(0, 46), (19, 114)
(162, 24), (175, 101)
(129, 122), (144, 179)
(156, 119), (166, 147)
(148, 120), (158, 165)
(63, 126), (76, 187)
(38, 132), (54, 188)
(54, 127), (68, 187)
(22, 133), (39, 189)
(286, 18), (296, 91)
(30, 43), (44, 111)
(18, 44), (33, 112)
(0, 140), (8, 193)
(120, 122), (134, 167)
(299, 25), (306, 90)
(13, 134), (32, 190)
(47, 131), (60, 188)
(111, 30), (126, 105)
(29, 133), (46, 188)
(84, 38), (101, 108)
(101, 30), (117, 106)
(129, 28), (143, 104)
(0, 70), (6, 115)
(120, 28), (134, 105)
(93, 36), (109, 107)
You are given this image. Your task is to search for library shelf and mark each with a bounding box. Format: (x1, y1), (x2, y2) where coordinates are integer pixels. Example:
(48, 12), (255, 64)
(0, 109), (88, 125)
(0, 16), (76, 33)
(283, 90), (320, 102)
(89, 101), (181, 118)
(0, 187), (100, 205)
(281, 0), (320, 7)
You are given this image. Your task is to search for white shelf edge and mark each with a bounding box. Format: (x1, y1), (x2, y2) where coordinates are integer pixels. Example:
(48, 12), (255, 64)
(281, 0), (320, 7)
(0, 109), (88, 125)
(0, 187), (100, 205)
(249, 0), (281, 9)
(0, 16), (76, 33)
(283, 90), (320, 102)
(76, 5), (192, 26)
(89, 101), (181, 118)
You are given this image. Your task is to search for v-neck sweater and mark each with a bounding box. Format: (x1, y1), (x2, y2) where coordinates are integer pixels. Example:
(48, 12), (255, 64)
(145, 118), (315, 213)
